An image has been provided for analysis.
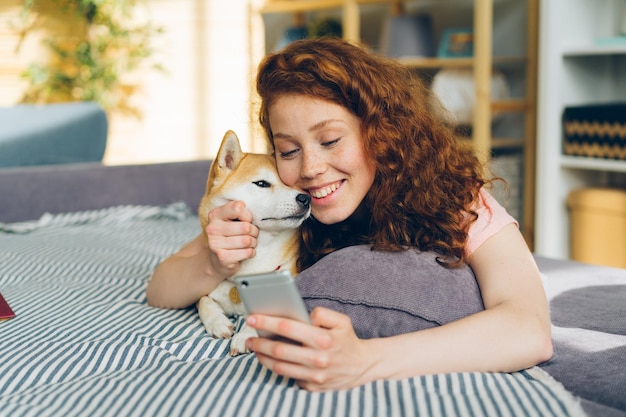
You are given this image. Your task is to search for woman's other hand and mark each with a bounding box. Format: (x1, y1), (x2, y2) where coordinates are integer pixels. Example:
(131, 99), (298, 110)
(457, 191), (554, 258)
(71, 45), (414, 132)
(245, 307), (378, 391)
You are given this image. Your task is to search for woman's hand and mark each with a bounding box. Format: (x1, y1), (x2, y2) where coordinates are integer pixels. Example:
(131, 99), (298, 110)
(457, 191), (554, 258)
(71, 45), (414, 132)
(146, 200), (258, 308)
(205, 200), (259, 278)
(244, 307), (378, 391)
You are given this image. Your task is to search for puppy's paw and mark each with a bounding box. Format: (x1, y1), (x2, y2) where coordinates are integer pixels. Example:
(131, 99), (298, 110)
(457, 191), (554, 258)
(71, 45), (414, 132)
(229, 324), (258, 356)
(203, 314), (235, 339)
(229, 334), (250, 356)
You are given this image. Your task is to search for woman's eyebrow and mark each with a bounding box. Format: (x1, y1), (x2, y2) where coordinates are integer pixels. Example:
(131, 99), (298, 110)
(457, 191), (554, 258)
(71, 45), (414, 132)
(309, 119), (346, 132)
(272, 132), (292, 140)
(273, 119), (347, 140)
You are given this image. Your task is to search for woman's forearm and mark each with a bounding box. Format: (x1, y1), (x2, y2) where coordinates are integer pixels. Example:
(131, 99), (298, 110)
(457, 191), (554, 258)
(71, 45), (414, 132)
(364, 302), (553, 383)
(146, 235), (224, 309)
(146, 255), (221, 309)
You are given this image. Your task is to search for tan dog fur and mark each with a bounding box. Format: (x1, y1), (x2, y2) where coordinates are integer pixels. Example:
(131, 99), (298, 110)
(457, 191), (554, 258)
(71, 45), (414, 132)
(197, 130), (310, 355)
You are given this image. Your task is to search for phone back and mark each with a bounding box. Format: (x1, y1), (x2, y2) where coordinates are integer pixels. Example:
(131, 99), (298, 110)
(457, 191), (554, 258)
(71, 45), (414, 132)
(234, 270), (310, 324)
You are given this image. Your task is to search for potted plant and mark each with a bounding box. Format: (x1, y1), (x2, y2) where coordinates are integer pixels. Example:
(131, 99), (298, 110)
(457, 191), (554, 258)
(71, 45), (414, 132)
(14, 0), (163, 117)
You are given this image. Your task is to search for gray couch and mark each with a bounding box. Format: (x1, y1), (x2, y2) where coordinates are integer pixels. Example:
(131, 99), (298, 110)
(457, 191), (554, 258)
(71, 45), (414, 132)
(0, 102), (107, 168)
(0, 160), (211, 223)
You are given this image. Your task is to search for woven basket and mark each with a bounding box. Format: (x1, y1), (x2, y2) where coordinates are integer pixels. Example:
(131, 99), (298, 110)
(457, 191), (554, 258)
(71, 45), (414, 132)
(562, 103), (626, 160)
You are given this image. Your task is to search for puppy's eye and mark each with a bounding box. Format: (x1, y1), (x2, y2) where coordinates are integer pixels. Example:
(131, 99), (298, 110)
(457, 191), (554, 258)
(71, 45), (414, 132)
(253, 180), (271, 188)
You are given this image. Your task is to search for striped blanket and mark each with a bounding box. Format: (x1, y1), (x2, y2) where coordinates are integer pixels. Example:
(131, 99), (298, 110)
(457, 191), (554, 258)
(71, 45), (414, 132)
(0, 204), (585, 417)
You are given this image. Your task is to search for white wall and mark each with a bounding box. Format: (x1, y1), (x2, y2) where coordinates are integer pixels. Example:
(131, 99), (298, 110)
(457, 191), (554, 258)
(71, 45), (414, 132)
(105, 0), (258, 164)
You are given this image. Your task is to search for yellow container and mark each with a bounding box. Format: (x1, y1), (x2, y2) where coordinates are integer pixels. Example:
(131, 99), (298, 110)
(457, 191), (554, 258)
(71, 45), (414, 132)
(567, 188), (626, 269)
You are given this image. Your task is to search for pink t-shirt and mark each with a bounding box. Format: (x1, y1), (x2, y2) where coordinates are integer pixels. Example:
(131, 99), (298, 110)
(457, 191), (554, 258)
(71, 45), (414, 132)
(465, 189), (518, 257)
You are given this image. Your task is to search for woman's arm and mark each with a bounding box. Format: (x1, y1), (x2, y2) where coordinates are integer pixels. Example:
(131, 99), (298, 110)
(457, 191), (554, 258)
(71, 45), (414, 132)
(146, 201), (259, 308)
(146, 233), (219, 308)
(244, 223), (553, 391)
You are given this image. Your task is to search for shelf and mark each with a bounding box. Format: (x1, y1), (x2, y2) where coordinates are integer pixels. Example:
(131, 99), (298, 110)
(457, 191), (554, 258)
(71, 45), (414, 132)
(261, 0), (487, 13)
(491, 137), (524, 150)
(261, 0), (393, 13)
(563, 45), (626, 57)
(492, 99), (527, 113)
(560, 155), (626, 172)
(261, 0), (342, 13)
(387, 55), (526, 70)
(398, 57), (474, 69)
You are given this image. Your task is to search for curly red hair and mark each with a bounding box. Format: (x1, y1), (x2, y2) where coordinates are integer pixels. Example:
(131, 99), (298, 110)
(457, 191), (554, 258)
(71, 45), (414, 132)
(256, 37), (491, 270)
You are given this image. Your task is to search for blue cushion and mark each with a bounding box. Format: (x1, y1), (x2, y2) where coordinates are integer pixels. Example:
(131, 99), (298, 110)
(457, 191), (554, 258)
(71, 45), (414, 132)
(0, 102), (107, 168)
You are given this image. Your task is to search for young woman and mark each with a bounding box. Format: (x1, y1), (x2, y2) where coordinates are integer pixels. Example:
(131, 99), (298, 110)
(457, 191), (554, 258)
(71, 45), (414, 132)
(146, 38), (553, 392)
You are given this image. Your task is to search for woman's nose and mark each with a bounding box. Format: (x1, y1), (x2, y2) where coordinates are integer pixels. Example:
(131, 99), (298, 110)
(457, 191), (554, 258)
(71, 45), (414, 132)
(300, 150), (326, 178)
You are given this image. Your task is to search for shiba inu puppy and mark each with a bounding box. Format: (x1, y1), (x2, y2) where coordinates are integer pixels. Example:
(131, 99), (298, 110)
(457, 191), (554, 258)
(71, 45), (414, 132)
(197, 130), (311, 355)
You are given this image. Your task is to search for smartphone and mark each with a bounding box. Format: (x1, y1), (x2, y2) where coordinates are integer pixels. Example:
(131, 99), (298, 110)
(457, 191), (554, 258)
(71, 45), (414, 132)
(234, 270), (311, 339)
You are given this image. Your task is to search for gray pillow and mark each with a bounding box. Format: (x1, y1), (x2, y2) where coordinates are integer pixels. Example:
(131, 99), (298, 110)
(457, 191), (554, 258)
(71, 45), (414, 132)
(296, 245), (484, 339)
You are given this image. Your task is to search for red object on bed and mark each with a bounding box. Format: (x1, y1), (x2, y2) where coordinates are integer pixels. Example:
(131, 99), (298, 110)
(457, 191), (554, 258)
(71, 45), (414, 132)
(0, 292), (15, 321)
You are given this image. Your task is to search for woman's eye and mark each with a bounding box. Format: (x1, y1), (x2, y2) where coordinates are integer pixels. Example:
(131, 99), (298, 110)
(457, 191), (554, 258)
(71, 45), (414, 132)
(322, 138), (341, 147)
(252, 180), (271, 188)
(278, 149), (298, 159)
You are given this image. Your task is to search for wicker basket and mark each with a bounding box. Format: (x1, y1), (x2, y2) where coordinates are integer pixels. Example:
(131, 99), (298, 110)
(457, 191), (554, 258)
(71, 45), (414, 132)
(562, 103), (626, 160)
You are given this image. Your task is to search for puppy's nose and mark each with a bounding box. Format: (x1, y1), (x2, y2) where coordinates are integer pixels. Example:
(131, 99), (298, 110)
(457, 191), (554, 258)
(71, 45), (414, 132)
(296, 193), (311, 208)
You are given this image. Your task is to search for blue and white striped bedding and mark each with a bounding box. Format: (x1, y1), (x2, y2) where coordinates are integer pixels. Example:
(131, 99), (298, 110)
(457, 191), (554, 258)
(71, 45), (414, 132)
(0, 204), (586, 417)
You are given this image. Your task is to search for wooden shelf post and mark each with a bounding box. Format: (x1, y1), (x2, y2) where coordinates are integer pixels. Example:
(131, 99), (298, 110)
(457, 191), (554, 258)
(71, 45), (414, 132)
(473, 0), (493, 165)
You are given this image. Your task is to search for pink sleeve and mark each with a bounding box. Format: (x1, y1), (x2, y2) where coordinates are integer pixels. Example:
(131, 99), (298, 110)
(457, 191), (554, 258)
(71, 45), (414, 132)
(465, 189), (518, 257)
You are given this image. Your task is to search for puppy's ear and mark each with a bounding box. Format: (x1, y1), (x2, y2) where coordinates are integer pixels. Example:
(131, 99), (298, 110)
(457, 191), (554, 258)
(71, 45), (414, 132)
(216, 130), (243, 171)
(199, 130), (244, 225)
(210, 130), (244, 184)
(216, 130), (243, 173)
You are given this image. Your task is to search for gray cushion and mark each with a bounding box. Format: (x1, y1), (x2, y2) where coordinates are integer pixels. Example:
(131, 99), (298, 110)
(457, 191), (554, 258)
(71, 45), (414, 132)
(296, 245), (484, 339)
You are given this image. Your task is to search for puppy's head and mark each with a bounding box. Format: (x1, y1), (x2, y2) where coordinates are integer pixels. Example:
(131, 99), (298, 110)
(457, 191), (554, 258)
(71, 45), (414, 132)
(199, 130), (311, 234)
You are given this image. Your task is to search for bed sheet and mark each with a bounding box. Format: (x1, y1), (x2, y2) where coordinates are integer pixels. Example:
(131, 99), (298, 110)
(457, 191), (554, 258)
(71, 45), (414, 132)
(0, 204), (586, 417)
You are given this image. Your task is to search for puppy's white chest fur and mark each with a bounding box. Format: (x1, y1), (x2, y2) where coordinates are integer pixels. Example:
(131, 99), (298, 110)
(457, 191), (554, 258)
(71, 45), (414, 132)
(237, 231), (297, 276)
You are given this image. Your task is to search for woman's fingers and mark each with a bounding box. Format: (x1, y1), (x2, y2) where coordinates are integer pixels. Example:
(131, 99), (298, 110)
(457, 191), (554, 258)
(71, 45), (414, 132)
(253, 351), (329, 389)
(246, 331), (331, 385)
(244, 308), (373, 391)
(246, 314), (333, 350)
(203, 200), (259, 274)
(309, 306), (353, 331)
(209, 200), (255, 224)
(243, 309), (350, 372)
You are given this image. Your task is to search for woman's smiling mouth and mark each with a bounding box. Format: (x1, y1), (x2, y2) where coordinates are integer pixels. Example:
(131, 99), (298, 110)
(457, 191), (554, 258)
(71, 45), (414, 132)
(308, 180), (342, 199)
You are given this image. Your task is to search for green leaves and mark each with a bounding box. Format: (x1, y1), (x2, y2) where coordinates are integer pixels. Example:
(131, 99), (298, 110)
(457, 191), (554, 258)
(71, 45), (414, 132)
(18, 0), (164, 117)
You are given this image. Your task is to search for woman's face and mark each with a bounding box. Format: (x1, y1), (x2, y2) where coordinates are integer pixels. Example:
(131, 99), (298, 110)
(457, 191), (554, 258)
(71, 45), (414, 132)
(269, 94), (376, 225)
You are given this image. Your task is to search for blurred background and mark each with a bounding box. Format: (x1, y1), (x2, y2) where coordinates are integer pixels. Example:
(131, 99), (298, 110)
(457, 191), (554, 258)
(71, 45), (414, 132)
(2, 0), (625, 266)
(0, 0), (261, 164)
